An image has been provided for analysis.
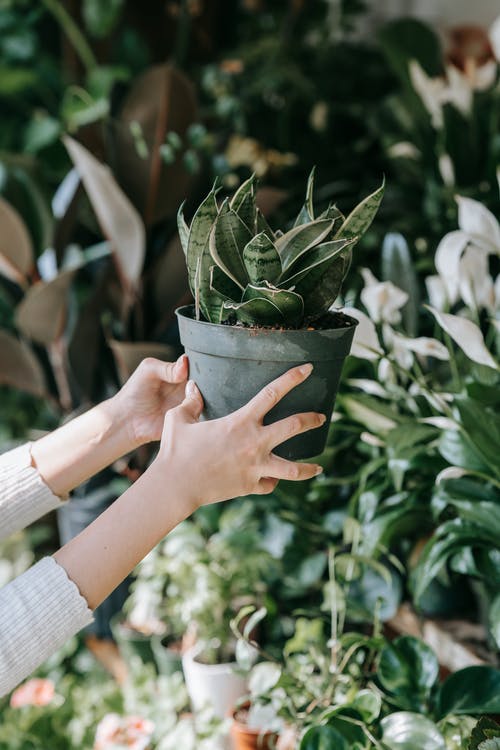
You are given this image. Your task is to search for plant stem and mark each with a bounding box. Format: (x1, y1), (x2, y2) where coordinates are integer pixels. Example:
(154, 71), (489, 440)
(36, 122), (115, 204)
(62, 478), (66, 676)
(42, 0), (97, 73)
(328, 548), (338, 672)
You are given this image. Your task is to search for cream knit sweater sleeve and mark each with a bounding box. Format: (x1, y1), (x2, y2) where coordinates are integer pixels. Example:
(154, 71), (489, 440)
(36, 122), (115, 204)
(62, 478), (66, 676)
(0, 444), (93, 697)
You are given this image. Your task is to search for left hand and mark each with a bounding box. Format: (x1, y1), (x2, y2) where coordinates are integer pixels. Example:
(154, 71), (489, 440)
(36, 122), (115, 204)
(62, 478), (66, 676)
(110, 355), (189, 448)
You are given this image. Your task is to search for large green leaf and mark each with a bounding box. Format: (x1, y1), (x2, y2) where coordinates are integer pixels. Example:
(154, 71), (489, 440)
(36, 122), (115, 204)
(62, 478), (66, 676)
(436, 666), (500, 718)
(381, 712), (446, 750)
(301, 255), (346, 318)
(209, 265), (241, 301)
(210, 207), (250, 288)
(455, 398), (500, 478)
(299, 725), (348, 750)
(185, 188), (219, 320)
(276, 218), (334, 273)
(377, 636), (439, 710)
(412, 519), (499, 604)
(230, 174), (257, 231)
(334, 180), (385, 242)
(378, 18), (443, 86)
(177, 201), (189, 256)
(242, 232), (281, 284)
(438, 430), (491, 474)
(242, 282), (304, 325)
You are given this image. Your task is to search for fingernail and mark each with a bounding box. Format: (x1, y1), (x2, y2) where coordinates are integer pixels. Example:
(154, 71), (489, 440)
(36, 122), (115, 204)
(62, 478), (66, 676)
(315, 465), (323, 476)
(319, 414), (327, 425)
(186, 380), (196, 397)
(299, 363), (313, 376)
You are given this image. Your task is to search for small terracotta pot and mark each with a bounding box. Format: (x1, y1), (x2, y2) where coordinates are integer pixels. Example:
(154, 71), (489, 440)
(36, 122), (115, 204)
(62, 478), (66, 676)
(230, 703), (279, 750)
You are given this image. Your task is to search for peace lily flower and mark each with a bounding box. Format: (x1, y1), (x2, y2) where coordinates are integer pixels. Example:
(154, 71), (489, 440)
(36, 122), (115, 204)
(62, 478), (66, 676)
(359, 269), (409, 325)
(94, 714), (155, 750)
(342, 306), (383, 360)
(490, 14), (500, 62)
(425, 275), (448, 311)
(436, 466), (469, 484)
(10, 678), (55, 708)
(426, 305), (499, 370)
(458, 245), (496, 313)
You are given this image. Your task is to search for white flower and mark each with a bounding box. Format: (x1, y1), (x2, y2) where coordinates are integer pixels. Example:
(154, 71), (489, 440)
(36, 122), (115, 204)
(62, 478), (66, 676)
(457, 196), (500, 254)
(342, 306), (383, 360)
(434, 230), (470, 304)
(347, 378), (388, 397)
(378, 357), (396, 384)
(360, 431), (385, 447)
(425, 275), (448, 311)
(443, 65), (472, 117)
(473, 60), (498, 91)
(436, 466), (468, 484)
(426, 305), (499, 370)
(458, 245), (496, 313)
(420, 417), (459, 430)
(385, 328), (414, 369)
(387, 141), (420, 160)
(409, 60), (445, 129)
(360, 269), (408, 324)
(398, 335), (450, 361)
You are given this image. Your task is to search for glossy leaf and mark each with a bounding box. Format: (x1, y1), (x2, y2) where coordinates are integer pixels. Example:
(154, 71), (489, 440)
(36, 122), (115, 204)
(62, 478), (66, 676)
(242, 282), (304, 325)
(221, 297), (284, 326)
(242, 233), (281, 284)
(412, 519), (499, 604)
(0, 329), (46, 396)
(210, 265), (242, 301)
(334, 180), (385, 242)
(438, 430), (491, 474)
(63, 136), (145, 292)
(299, 255), (347, 318)
(185, 188), (219, 320)
(281, 237), (354, 286)
(381, 712), (446, 750)
(436, 666), (500, 718)
(299, 725), (348, 750)
(378, 636), (439, 710)
(209, 207), (250, 288)
(455, 398), (500, 477)
(0, 197), (33, 286)
(276, 218), (334, 273)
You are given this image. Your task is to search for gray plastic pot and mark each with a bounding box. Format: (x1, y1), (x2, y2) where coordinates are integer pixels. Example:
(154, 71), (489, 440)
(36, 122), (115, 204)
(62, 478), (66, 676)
(176, 305), (358, 460)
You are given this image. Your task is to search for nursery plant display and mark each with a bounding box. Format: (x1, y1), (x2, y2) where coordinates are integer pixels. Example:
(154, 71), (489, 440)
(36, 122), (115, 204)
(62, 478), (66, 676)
(176, 171), (384, 458)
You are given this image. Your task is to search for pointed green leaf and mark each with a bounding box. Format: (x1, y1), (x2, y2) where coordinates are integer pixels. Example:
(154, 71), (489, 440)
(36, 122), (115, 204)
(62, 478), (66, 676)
(335, 180), (385, 242)
(230, 174), (257, 231)
(177, 201), (190, 257)
(209, 265), (241, 301)
(242, 281), (304, 325)
(243, 232), (282, 284)
(281, 237), (355, 285)
(276, 218), (334, 273)
(293, 166), (316, 227)
(319, 203), (344, 225)
(297, 256), (347, 318)
(221, 297), (284, 326)
(210, 208), (251, 289)
(186, 188), (218, 298)
(256, 208), (275, 240)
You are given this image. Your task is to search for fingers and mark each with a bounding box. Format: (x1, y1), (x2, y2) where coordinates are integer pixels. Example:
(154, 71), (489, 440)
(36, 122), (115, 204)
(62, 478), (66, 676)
(244, 363), (313, 420)
(265, 454), (322, 482)
(264, 411), (326, 450)
(175, 380), (204, 423)
(141, 355), (188, 384)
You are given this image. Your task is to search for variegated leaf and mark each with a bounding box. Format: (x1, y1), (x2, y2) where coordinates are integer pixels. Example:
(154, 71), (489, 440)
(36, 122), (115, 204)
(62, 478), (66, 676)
(276, 218), (334, 273)
(255, 208), (275, 240)
(242, 281), (304, 325)
(209, 208), (250, 288)
(177, 201), (190, 257)
(243, 232), (281, 284)
(186, 188), (218, 318)
(221, 297), (284, 326)
(301, 257), (346, 318)
(335, 180), (385, 242)
(230, 174), (257, 231)
(280, 237), (355, 285)
(210, 265), (242, 301)
(293, 166), (316, 227)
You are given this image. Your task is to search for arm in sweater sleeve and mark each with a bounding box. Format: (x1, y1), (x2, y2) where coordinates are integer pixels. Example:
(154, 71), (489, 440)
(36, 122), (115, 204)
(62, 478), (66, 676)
(0, 444), (93, 697)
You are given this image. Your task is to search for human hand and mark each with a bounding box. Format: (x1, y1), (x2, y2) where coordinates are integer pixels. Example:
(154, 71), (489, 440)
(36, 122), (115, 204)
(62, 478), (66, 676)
(110, 355), (189, 448)
(154, 363), (325, 511)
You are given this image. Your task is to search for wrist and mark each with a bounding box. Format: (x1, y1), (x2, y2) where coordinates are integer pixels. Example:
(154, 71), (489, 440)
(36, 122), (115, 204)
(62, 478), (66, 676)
(148, 455), (199, 520)
(104, 394), (141, 453)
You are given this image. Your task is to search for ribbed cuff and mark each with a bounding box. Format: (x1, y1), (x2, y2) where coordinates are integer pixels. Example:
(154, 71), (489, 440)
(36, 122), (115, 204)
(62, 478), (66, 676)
(0, 557), (93, 697)
(0, 443), (65, 542)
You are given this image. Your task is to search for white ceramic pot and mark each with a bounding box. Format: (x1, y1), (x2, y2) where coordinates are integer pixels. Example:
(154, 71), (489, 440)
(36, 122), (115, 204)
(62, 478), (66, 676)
(182, 644), (247, 719)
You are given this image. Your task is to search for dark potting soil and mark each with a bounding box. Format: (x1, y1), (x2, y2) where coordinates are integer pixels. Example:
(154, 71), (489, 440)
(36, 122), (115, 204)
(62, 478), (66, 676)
(220, 310), (356, 332)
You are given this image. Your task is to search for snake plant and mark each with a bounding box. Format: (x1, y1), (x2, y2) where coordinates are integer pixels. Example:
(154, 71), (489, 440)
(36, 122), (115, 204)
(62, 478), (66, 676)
(178, 169), (384, 327)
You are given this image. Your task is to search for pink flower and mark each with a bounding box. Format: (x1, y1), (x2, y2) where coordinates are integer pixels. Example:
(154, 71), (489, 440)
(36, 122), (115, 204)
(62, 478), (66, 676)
(10, 678), (55, 708)
(94, 713), (155, 750)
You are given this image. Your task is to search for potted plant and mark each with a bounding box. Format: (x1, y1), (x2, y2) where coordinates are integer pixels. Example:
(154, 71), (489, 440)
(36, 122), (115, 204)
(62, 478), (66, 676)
(176, 170), (384, 459)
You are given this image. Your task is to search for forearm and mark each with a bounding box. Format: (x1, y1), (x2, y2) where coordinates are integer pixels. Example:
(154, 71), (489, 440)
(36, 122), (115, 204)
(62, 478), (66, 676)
(53, 461), (196, 610)
(30, 397), (135, 498)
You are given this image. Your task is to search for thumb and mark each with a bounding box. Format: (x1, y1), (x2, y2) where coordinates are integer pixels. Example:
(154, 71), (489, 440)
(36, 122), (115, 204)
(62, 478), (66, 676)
(177, 380), (204, 423)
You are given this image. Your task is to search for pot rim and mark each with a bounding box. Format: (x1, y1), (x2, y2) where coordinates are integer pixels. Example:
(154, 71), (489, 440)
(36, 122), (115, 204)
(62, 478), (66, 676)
(175, 304), (359, 333)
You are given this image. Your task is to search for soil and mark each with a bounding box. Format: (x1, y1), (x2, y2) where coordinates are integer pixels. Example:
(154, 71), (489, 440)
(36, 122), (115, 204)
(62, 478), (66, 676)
(220, 310), (356, 332)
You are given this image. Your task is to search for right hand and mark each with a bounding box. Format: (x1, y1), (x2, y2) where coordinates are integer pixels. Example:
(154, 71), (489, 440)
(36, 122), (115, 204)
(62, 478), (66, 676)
(154, 363), (326, 510)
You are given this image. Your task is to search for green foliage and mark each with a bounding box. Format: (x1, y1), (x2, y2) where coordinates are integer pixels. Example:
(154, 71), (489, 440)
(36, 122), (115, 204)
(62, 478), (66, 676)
(180, 171), (384, 326)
